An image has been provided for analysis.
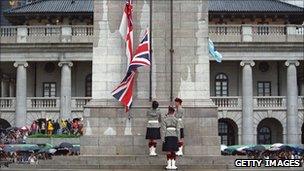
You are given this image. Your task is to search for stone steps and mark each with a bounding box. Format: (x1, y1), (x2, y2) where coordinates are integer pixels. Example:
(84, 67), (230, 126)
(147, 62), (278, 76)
(7, 155), (234, 170)
(6, 155), (303, 170)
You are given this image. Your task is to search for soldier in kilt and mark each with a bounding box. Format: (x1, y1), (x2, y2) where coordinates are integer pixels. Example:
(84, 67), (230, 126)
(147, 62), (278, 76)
(146, 101), (162, 156)
(161, 106), (180, 170)
(175, 98), (184, 156)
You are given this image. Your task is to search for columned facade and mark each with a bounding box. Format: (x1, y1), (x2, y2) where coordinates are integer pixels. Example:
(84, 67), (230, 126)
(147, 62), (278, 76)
(285, 60), (300, 144)
(14, 61), (28, 127)
(58, 61), (73, 120)
(240, 60), (255, 144)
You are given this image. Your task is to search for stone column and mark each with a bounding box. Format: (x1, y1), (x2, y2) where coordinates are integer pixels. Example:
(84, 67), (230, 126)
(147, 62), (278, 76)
(1, 75), (9, 97)
(14, 61), (28, 127)
(285, 60), (300, 144)
(58, 61), (73, 120)
(240, 60), (255, 145)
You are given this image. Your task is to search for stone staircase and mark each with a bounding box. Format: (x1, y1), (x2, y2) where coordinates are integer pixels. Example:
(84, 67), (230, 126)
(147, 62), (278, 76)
(5, 155), (234, 170)
(4, 155), (304, 171)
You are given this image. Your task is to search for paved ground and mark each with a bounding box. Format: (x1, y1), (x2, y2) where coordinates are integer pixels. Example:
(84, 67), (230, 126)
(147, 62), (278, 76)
(1, 168), (304, 171)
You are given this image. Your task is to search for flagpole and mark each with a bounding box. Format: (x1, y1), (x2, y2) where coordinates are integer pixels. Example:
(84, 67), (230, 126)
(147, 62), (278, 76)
(170, 0), (174, 101)
(149, 0), (153, 101)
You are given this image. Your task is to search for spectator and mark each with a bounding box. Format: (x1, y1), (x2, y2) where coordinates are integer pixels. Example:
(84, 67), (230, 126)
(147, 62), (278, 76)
(53, 120), (60, 135)
(47, 120), (54, 136)
(30, 121), (38, 135)
(40, 121), (46, 134)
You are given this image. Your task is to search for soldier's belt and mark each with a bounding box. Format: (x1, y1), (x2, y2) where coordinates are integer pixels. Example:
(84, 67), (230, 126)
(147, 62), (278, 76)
(148, 120), (159, 123)
(166, 127), (176, 131)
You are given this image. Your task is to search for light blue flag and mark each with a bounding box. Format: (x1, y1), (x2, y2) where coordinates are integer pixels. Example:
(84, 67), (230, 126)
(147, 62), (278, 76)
(208, 38), (222, 63)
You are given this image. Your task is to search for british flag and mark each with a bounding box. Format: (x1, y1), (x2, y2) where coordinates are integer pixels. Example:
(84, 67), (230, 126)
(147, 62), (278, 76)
(111, 71), (137, 111)
(128, 29), (151, 72)
(119, 0), (133, 65)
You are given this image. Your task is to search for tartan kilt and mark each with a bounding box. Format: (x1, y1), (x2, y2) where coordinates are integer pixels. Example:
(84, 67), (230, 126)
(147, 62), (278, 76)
(162, 136), (179, 152)
(145, 128), (161, 140)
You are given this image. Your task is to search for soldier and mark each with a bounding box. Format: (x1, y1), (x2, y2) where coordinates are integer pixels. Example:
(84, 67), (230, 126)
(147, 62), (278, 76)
(162, 106), (180, 170)
(174, 98), (184, 156)
(146, 101), (162, 156)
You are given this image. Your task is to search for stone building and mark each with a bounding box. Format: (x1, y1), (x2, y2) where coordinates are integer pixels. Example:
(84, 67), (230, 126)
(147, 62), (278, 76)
(0, 0), (303, 150)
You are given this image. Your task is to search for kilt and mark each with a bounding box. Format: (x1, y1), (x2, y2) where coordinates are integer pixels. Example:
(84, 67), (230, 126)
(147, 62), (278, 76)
(145, 128), (161, 140)
(162, 136), (179, 152)
(180, 128), (184, 139)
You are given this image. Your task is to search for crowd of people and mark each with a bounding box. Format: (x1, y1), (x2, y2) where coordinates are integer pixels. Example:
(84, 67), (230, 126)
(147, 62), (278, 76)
(29, 118), (84, 136)
(221, 144), (304, 161)
(0, 118), (83, 168)
(0, 143), (80, 168)
(0, 118), (83, 145)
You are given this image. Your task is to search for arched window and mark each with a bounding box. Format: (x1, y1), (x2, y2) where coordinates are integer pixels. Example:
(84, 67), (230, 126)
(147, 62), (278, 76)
(258, 126), (271, 144)
(218, 118), (238, 145)
(85, 74), (92, 97)
(215, 73), (228, 96)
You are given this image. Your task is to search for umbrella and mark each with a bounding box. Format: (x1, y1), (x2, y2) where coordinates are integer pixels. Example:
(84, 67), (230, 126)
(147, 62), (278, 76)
(49, 148), (57, 154)
(279, 145), (294, 152)
(268, 147), (281, 151)
(237, 146), (250, 152)
(224, 145), (246, 155)
(59, 142), (73, 149)
(3, 145), (14, 153)
(38, 143), (54, 153)
(251, 145), (266, 152)
(220, 145), (228, 151)
(271, 143), (284, 148)
(6, 144), (39, 152)
(71, 146), (80, 154)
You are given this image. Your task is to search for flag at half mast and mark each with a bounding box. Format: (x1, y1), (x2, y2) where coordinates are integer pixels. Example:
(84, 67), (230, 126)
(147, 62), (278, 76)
(128, 28), (151, 72)
(119, 0), (133, 65)
(112, 71), (137, 112)
(112, 28), (151, 112)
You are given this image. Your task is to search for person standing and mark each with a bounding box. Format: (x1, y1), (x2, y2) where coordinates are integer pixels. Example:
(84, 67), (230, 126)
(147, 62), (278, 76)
(174, 98), (184, 156)
(161, 106), (180, 170)
(145, 101), (162, 156)
(47, 120), (54, 136)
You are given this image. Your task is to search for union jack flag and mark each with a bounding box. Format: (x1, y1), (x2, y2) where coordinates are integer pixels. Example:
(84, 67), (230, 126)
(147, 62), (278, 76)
(128, 29), (151, 72)
(119, 0), (133, 65)
(111, 71), (137, 112)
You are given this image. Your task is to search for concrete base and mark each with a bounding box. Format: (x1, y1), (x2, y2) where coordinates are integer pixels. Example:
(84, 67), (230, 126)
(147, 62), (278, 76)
(80, 100), (220, 156)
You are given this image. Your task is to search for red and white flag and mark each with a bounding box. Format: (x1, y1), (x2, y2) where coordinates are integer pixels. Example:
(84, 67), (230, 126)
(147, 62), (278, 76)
(119, 0), (133, 65)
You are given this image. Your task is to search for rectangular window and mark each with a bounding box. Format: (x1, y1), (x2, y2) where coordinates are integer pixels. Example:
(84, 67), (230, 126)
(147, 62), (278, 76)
(257, 82), (271, 96)
(43, 82), (56, 97)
